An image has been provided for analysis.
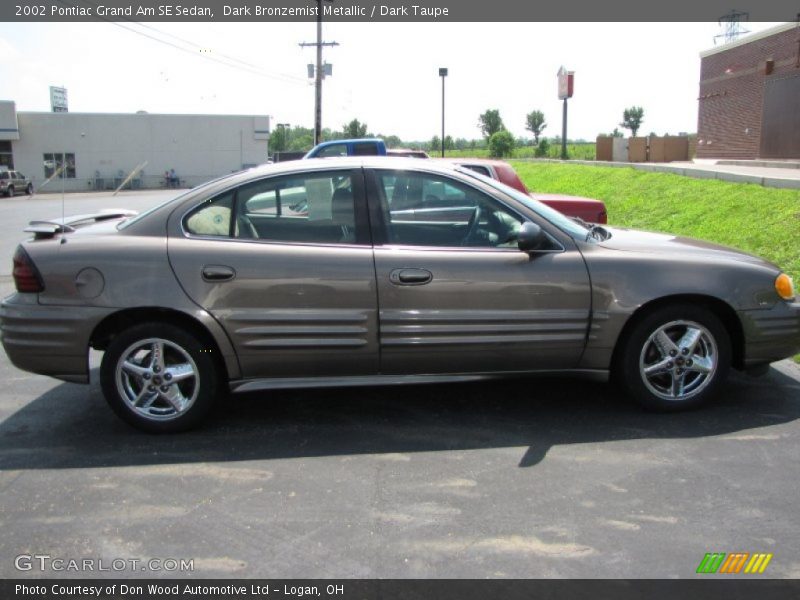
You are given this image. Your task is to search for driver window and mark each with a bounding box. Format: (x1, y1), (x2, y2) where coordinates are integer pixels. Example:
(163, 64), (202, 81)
(377, 171), (522, 248)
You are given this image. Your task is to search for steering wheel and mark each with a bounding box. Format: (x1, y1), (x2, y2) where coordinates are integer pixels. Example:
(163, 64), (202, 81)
(462, 205), (482, 246)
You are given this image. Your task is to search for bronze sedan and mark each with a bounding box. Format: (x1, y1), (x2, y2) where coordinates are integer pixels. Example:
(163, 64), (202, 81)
(2, 158), (798, 432)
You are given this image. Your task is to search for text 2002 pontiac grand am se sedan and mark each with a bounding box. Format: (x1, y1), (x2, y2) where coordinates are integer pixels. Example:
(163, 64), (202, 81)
(1, 158), (798, 432)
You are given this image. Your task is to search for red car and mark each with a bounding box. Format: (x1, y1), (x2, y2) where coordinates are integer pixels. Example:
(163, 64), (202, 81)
(445, 159), (607, 224)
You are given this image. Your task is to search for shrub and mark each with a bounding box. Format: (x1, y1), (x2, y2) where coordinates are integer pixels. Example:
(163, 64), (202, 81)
(534, 139), (550, 158)
(488, 130), (515, 158)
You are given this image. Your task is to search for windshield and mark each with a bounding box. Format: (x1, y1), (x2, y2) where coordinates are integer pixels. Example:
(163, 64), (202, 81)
(457, 167), (593, 240)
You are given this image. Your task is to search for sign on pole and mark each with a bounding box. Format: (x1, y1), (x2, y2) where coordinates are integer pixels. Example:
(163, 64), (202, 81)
(49, 86), (68, 113)
(557, 67), (574, 100)
(557, 67), (574, 160)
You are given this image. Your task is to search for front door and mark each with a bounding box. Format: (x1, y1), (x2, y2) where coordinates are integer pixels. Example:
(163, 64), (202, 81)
(168, 168), (379, 379)
(367, 168), (591, 375)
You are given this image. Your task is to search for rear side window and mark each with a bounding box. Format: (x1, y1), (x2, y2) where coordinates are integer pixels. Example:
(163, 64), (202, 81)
(461, 165), (492, 177)
(0, 173), (8, 180)
(184, 171), (360, 245)
(353, 142), (379, 156)
(185, 191), (234, 237)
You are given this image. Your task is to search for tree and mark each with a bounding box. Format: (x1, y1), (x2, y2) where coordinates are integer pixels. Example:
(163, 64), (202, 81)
(478, 109), (504, 139)
(620, 106), (644, 137)
(343, 119), (368, 138)
(534, 138), (551, 158)
(488, 130), (515, 158)
(444, 135), (455, 150)
(429, 135), (442, 152)
(288, 132), (314, 152)
(270, 127), (288, 153)
(384, 135), (402, 148)
(525, 110), (547, 144)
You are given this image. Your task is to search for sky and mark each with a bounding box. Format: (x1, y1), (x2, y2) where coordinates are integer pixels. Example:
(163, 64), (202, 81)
(0, 21), (783, 142)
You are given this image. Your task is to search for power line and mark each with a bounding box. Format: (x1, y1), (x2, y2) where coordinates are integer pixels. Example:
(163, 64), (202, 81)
(54, 0), (309, 86)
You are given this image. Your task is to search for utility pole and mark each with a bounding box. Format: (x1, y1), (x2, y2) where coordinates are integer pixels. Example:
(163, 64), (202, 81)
(300, 0), (338, 145)
(439, 68), (448, 158)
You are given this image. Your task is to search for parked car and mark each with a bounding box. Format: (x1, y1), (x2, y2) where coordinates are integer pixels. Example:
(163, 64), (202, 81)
(2, 158), (797, 432)
(0, 169), (33, 197)
(304, 139), (430, 159)
(387, 148), (430, 158)
(445, 158), (607, 224)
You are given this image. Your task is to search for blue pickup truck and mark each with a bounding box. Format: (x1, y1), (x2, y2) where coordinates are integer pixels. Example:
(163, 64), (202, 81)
(304, 139), (429, 159)
(304, 138), (387, 159)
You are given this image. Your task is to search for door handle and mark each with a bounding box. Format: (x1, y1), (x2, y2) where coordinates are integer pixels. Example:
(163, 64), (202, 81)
(202, 265), (236, 282)
(389, 268), (433, 286)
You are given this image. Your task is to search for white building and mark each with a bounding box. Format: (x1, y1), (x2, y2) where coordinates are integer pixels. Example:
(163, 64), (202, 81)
(0, 100), (270, 192)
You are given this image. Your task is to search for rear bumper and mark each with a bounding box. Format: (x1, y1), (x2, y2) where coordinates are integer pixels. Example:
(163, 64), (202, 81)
(0, 293), (113, 383)
(739, 300), (800, 368)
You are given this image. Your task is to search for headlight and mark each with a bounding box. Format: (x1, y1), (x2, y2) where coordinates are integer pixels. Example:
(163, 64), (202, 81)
(775, 273), (795, 300)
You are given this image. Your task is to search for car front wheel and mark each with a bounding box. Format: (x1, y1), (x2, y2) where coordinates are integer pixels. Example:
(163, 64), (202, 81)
(616, 304), (731, 411)
(25, 183), (33, 195)
(7, 186), (14, 198)
(100, 323), (220, 432)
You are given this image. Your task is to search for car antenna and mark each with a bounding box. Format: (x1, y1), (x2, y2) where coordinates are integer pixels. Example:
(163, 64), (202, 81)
(60, 151), (66, 243)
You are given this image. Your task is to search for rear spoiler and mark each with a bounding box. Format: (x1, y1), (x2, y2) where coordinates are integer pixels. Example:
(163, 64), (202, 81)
(25, 209), (138, 239)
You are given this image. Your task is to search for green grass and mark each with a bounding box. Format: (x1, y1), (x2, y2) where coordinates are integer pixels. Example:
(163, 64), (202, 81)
(511, 161), (800, 285)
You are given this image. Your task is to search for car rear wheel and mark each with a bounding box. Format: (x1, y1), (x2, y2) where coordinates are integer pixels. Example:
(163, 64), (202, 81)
(100, 323), (220, 432)
(616, 304), (731, 411)
(7, 186), (13, 198)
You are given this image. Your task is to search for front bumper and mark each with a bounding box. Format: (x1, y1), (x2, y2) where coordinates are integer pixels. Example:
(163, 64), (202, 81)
(739, 300), (800, 368)
(0, 293), (114, 383)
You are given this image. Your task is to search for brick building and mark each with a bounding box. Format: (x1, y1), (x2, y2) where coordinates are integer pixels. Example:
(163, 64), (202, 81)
(697, 22), (800, 159)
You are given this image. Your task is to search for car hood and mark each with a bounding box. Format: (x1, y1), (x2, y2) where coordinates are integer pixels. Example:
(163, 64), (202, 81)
(597, 226), (777, 269)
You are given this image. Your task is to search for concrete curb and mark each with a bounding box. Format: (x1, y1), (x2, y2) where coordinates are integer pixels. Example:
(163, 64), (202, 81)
(515, 158), (800, 190)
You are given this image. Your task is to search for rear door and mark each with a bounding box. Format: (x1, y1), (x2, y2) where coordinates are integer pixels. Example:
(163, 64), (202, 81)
(366, 168), (592, 375)
(168, 168), (379, 379)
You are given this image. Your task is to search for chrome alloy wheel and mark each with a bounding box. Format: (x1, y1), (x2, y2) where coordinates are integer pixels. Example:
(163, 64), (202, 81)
(638, 320), (718, 402)
(115, 338), (199, 421)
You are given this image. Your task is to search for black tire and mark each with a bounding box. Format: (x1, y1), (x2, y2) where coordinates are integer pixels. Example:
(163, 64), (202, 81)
(100, 322), (222, 432)
(7, 186), (13, 198)
(615, 304), (731, 411)
(25, 183), (33, 196)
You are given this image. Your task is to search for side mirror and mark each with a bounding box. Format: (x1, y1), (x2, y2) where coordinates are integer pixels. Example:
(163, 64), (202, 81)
(517, 222), (548, 252)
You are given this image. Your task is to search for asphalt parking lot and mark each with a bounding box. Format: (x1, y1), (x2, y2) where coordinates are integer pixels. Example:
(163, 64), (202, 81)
(0, 191), (799, 579)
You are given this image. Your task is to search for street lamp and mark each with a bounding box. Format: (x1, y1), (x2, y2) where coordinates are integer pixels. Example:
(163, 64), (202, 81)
(278, 123), (291, 151)
(439, 67), (448, 158)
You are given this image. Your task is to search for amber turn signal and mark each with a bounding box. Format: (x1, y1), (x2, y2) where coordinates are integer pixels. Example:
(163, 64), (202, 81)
(775, 273), (795, 300)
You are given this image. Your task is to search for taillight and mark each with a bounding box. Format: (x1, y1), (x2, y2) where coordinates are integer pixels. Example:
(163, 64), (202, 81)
(598, 211), (608, 225)
(12, 246), (44, 293)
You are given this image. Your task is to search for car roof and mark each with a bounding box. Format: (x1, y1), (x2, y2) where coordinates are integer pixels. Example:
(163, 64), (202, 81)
(248, 156), (463, 178)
